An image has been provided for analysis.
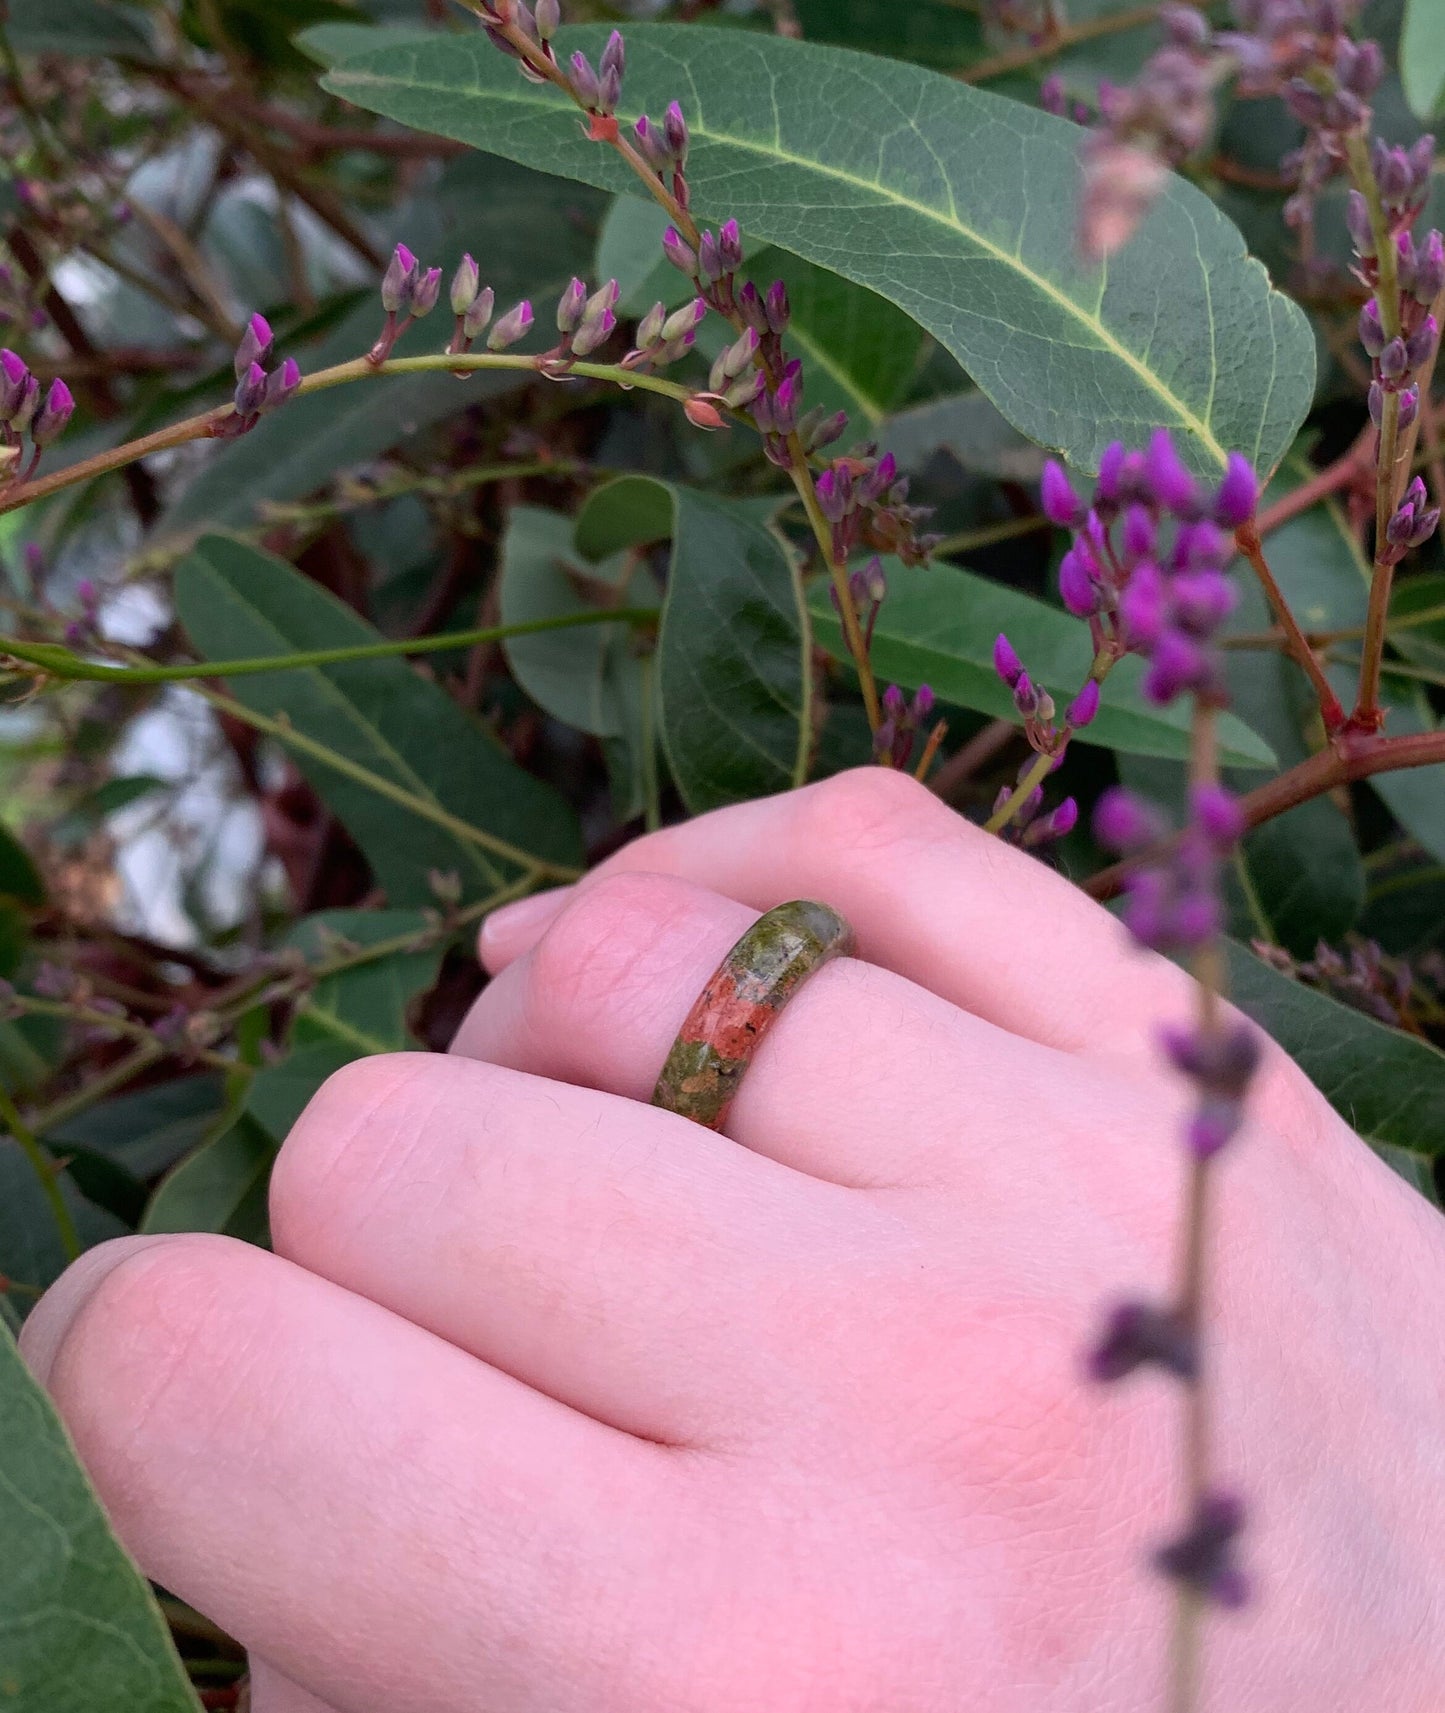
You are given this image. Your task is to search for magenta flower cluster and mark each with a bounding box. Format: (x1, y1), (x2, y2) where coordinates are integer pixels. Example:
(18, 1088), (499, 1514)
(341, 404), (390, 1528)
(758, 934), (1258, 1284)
(223, 313), (300, 438)
(1, 348), (73, 480)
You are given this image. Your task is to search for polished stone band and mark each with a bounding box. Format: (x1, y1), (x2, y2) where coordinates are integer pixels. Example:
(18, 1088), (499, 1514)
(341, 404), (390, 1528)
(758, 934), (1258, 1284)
(651, 899), (856, 1131)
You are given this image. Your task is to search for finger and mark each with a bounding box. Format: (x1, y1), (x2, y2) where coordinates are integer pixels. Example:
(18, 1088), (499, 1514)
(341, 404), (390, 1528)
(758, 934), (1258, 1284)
(454, 868), (1090, 1190)
(479, 769), (1192, 1060)
(269, 1052), (862, 1443)
(248, 1659), (345, 1713)
(26, 1235), (704, 1713)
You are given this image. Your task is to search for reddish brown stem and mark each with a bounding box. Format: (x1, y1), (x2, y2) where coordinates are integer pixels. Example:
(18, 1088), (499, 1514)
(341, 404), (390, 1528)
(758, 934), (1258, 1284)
(1233, 521), (1346, 732)
(1085, 727), (1445, 900)
(1253, 428), (1373, 536)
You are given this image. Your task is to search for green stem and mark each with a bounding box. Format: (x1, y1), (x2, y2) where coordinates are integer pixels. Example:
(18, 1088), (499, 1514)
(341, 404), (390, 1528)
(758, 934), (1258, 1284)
(0, 351), (704, 518)
(0, 1082), (80, 1263)
(199, 687), (581, 883)
(983, 744), (1055, 834)
(932, 514), (1052, 557)
(3, 606), (657, 686)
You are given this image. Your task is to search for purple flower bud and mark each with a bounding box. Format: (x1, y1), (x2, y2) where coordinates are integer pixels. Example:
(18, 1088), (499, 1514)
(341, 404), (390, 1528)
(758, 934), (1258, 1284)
(487, 298), (534, 350)
(717, 219), (744, 272)
(450, 254), (481, 316)
(1120, 559), (1167, 648)
(259, 357), (301, 414)
(769, 372), (801, 437)
(1044, 795), (1079, 838)
(815, 464), (853, 522)
(535, 0), (559, 40)
(408, 266), (442, 318)
(735, 280), (767, 332)
(1066, 678), (1101, 728)
(1345, 189), (1375, 257)
(569, 50), (600, 108)
(9, 373), (38, 433)
(662, 226), (697, 277)
(1154, 1490), (1249, 1608)
(1411, 505), (1441, 548)
(1398, 230), (1419, 298)
(1283, 78), (1327, 127)
(1094, 785), (1166, 852)
(1213, 451), (1257, 528)
(1013, 671), (1039, 718)
(571, 305), (616, 356)
(599, 29), (625, 84)
(912, 683), (935, 722)
(661, 298), (707, 343)
(1368, 379), (1384, 425)
(1405, 315), (1437, 371)
(1188, 1095), (1245, 1158)
(234, 360), (267, 417)
(635, 302), (668, 350)
(1142, 628), (1208, 704)
(0, 348), (30, 419)
(1096, 440), (1126, 506)
(1120, 503), (1156, 562)
(234, 311), (274, 380)
(1342, 37), (1383, 95)
(1040, 73), (1066, 115)
(1414, 230), (1445, 305)
(1162, 2), (1211, 46)
(882, 683), (906, 721)
(993, 632), (1025, 690)
(860, 452), (898, 506)
(872, 718), (899, 765)
(697, 230), (724, 286)
(1171, 568), (1237, 635)
(1190, 781), (1245, 849)
(722, 370), (764, 409)
(1357, 297), (1386, 359)
(556, 275), (588, 334)
(1161, 1019), (1260, 1098)
(765, 279), (790, 335)
(1379, 336), (1409, 381)
(1377, 146), (1413, 207)
(1041, 458), (1084, 527)
(30, 376), (74, 445)
(717, 325), (759, 385)
(804, 408), (849, 452)
(1145, 429), (1197, 515)
(462, 285), (495, 340)
(1399, 385), (1420, 430)
(381, 242), (418, 314)
(1170, 886), (1224, 946)
(664, 100), (690, 163)
(1059, 547), (1101, 617)
(598, 62), (622, 116)
(632, 115), (668, 174)
(1088, 1299), (1197, 1383)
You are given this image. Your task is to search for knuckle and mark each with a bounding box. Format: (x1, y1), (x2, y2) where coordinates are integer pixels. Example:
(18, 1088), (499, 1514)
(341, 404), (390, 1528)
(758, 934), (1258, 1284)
(269, 1051), (438, 1254)
(526, 870), (699, 1031)
(794, 766), (942, 862)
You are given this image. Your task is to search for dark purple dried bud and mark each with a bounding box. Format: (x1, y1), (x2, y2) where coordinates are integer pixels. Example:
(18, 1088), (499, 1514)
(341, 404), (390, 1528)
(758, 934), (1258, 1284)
(765, 278), (790, 335)
(1283, 79), (1327, 127)
(259, 357), (301, 414)
(30, 377), (74, 445)
(1066, 678), (1101, 728)
(1357, 297), (1386, 358)
(860, 452), (898, 506)
(234, 360), (267, 416)
(1376, 146), (1414, 207)
(1322, 89), (1364, 130)
(1415, 230), (1445, 304)
(1041, 458), (1084, 527)
(1012, 671), (1039, 717)
(487, 298), (534, 350)
(697, 230), (724, 286)
(234, 311), (274, 380)
(664, 100), (690, 163)
(1154, 1491), (1249, 1608)
(1162, 1018), (1260, 1099)
(802, 407), (849, 452)
(1088, 1299), (1198, 1383)
(381, 242), (418, 314)
(815, 465), (852, 522)
(1345, 189), (1376, 257)
(993, 632), (1025, 690)
(1398, 230), (1419, 297)
(568, 50), (600, 108)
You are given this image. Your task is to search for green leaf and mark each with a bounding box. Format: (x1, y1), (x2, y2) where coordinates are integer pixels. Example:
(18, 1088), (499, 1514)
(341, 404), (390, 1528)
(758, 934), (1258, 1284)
(574, 477), (811, 811)
(0, 821), (44, 905)
(790, 0), (984, 68)
(1225, 938), (1445, 1159)
(284, 909), (446, 1054)
(596, 195), (683, 317)
(48, 1075), (228, 1180)
(244, 1041), (356, 1142)
(0, 1323), (201, 1713)
(311, 21), (1314, 476)
(141, 1110), (277, 1239)
(4, 0), (153, 57)
(1401, 0), (1445, 118)
(0, 1143), (125, 1293)
(173, 534), (582, 902)
(809, 559), (1276, 767)
(1229, 800), (1365, 956)
(879, 390), (1046, 482)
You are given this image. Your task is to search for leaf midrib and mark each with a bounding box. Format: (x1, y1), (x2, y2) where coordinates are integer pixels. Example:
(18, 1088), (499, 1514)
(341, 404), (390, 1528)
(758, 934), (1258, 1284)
(330, 57), (1227, 464)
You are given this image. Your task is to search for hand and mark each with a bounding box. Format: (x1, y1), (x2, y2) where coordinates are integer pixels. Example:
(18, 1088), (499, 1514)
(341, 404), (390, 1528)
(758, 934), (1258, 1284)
(21, 770), (1445, 1712)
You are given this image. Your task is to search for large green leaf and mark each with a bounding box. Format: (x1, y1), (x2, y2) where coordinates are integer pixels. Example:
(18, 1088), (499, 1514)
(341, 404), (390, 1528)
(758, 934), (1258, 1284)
(1226, 938), (1445, 1162)
(48, 1076), (228, 1180)
(173, 534), (583, 902)
(573, 477), (810, 811)
(285, 909), (445, 1054)
(141, 1111), (277, 1239)
(4, 0), (153, 57)
(1401, 0), (1445, 118)
(0, 1144), (125, 1294)
(0, 1324), (201, 1712)
(809, 559), (1275, 767)
(310, 21), (1314, 477)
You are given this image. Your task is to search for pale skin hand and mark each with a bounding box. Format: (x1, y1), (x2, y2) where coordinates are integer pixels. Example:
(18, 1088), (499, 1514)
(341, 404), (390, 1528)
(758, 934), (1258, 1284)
(20, 770), (1445, 1712)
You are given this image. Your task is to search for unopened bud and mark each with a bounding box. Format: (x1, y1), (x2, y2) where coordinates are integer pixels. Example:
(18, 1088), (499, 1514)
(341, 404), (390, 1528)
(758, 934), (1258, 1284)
(556, 275), (588, 334)
(1345, 189), (1375, 257)
(717, 219), (743, 272)
(1066, 678), (1101, 728)
(381, 242), (418, 314)
(30, 377), (74, 446)
(0, 348), (30, 419)
(462, 285), (495, 340)
(661, 225), (697, 277)
(1357, 298), (1386, 358)
(571, 305), (616, 356)
(663, 100), (689, 163)
(488, 298), (534, 349)
(234, 360), (268, 416)
(661, 298), (707, 343)
(636, 301), (667, 348)
(765, 278), (790, 335)
(569, 50), (600, 108)
(408, 266), (442, 318)
(534, 0), (559, 38)
(259, 357), (301, 414)
(684, 396), (724, 430)
(1415, 230), (1445, 304)
(234, 311), (274, 379)
(450, 253), (481, 316)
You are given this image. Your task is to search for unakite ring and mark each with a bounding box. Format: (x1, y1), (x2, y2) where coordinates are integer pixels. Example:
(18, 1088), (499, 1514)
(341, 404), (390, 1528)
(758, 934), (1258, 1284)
(651, 899), (856, 1131)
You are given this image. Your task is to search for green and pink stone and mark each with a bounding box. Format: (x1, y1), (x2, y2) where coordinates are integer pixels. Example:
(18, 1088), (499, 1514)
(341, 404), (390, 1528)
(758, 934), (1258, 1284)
(651, 900), (855, 1130)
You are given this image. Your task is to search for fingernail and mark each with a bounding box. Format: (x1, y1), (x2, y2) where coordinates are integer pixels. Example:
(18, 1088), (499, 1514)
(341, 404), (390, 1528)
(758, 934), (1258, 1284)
(478, 885), (573, 966)
(19, 1235), (170, 1388)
